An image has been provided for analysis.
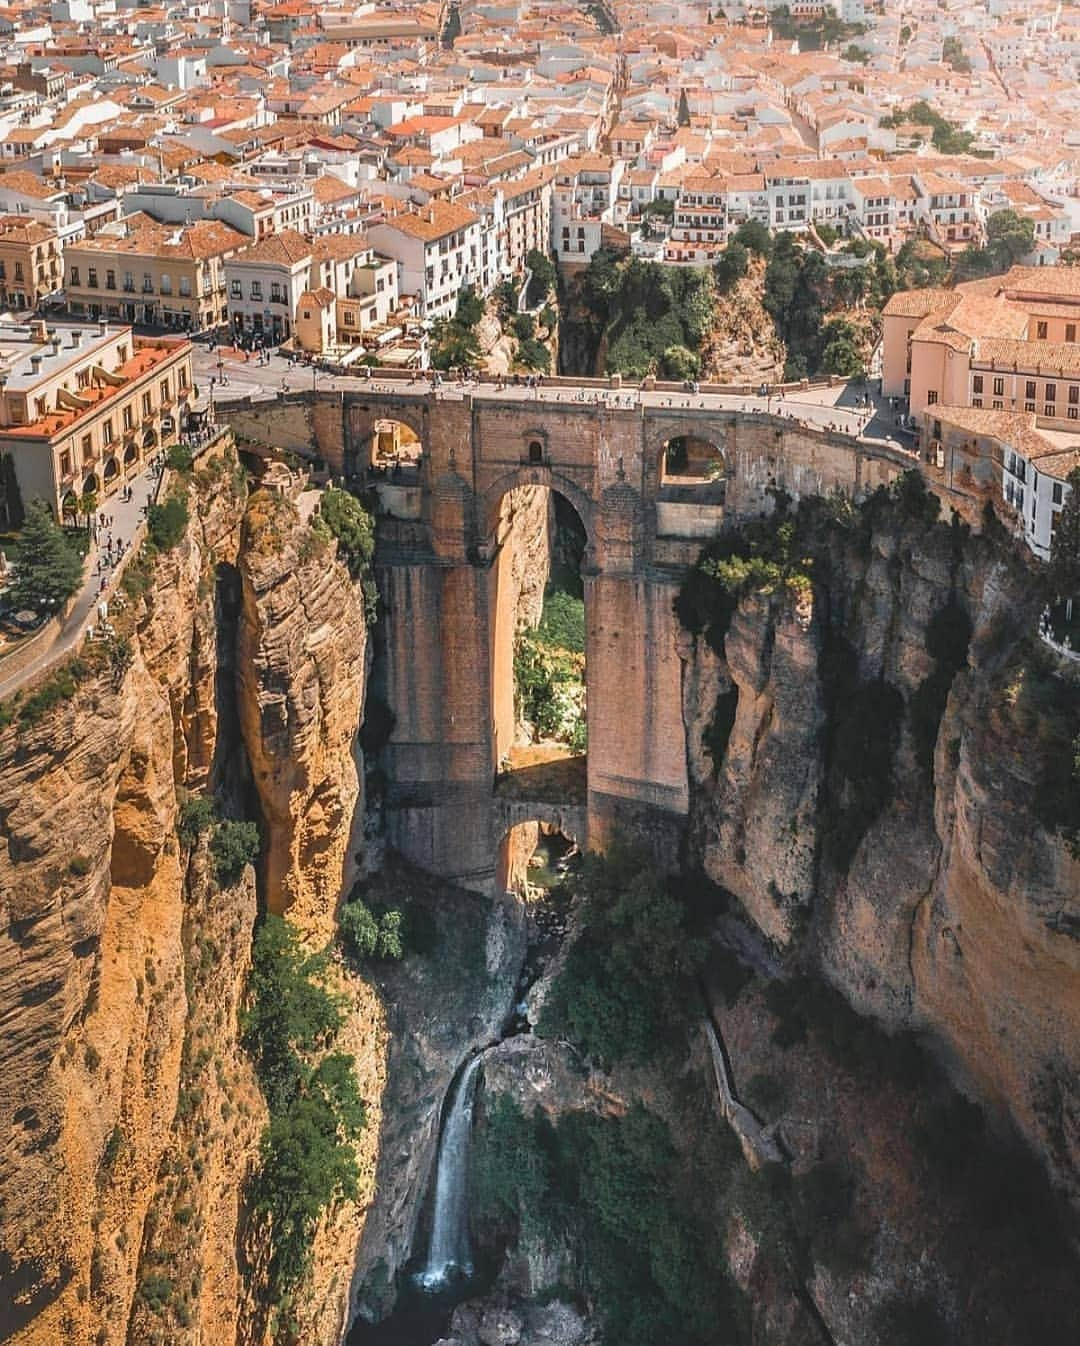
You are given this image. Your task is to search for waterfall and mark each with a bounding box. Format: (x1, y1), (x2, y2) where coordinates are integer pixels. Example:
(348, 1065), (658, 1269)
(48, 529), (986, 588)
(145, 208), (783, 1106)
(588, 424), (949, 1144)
(419, 1053), (485, 1290)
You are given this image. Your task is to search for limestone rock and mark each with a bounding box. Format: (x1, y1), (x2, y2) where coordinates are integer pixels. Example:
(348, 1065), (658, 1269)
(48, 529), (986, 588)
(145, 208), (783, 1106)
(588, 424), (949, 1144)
(236, 487), (369, 942)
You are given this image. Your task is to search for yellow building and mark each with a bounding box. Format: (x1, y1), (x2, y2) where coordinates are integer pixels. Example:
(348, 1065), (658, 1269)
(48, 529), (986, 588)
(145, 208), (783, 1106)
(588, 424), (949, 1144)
(0, 215), (62, 311)
(64, 216), (247, 334)
(0, 318), (193, 518)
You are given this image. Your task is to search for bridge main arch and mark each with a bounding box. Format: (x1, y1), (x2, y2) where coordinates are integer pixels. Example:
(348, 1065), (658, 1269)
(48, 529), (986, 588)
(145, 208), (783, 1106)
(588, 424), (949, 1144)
(479, 464), (595, 561)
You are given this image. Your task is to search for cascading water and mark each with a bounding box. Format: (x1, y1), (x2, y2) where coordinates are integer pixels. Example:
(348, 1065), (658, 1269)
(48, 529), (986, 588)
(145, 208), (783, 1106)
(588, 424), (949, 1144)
(419, 1053), (485, 1290)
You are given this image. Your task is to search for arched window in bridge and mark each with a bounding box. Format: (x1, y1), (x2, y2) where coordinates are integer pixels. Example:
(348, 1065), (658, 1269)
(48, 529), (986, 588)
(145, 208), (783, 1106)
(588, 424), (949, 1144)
(528, 440), (544, 465)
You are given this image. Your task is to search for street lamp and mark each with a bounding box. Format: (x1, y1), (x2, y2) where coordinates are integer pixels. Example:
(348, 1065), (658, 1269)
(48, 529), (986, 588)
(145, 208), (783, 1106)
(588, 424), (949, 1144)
(209, 375), (216, 425)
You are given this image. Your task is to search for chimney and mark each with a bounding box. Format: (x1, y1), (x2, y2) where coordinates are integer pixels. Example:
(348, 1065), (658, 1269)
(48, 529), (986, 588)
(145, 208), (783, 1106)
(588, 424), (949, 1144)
(30, 318), (47, 343)
(29, 355), (43, 375)
(70, 328), (82, 348)
(98, 318), (108, 337)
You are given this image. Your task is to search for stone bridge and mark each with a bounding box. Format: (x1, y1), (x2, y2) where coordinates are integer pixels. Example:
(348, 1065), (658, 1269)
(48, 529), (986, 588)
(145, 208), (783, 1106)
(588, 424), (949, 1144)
(222, 387), (914, 890)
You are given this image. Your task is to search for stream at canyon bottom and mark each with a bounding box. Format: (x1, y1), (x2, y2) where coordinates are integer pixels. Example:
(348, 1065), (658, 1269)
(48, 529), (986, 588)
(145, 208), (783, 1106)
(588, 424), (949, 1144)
(349, 833), (578, 1346)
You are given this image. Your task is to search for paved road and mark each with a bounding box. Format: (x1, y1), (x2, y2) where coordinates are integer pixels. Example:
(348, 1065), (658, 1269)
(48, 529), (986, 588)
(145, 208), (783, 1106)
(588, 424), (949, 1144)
(0, 463), (161, 702)
(191, 347), (916, 456)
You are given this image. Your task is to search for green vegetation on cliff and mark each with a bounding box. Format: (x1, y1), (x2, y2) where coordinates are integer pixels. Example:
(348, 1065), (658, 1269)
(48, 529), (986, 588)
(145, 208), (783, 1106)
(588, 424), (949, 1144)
(514, 580), (587, 751)
(563, 249), (715, 379)
(472, 1098), (747, 1346)
(537, 842), (705, 1065)
(242, 916), (367, 1307)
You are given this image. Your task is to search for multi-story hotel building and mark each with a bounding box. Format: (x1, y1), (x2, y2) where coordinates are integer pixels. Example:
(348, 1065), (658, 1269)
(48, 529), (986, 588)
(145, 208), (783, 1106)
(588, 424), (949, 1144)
(0, 318), (192, 520)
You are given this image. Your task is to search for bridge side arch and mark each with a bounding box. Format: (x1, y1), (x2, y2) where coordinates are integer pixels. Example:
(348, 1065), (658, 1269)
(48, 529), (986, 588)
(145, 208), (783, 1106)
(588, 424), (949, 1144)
(347, 399), (430, 475)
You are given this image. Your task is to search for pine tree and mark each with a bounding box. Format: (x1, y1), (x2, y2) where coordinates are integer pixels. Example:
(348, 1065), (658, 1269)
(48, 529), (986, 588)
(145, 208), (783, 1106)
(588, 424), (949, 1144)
(9, 501), (84, 611)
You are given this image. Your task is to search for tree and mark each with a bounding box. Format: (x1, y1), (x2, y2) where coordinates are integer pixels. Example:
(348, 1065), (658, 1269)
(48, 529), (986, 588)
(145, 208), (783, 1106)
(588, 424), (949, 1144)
(525, 248), (556, 307)
(986, 209), (1035, 268)
(8, 501), (84, 611)
(77, 490), (98, 528)
(318, 488), (374, 579)
(677, 88), (690, 127)
(429, 317), (481, 370)
(660, 344), (699, 381)
(210, 819), (260, 884)
(339, 899), (404, 961)
(713, 239), (749, 292)
(454, 284), (484, 328)
(819, 318), (864, 377)
(1048, 469), (1080, 599)
(732, 219), (772, 256)
(147, 493), (188, 550)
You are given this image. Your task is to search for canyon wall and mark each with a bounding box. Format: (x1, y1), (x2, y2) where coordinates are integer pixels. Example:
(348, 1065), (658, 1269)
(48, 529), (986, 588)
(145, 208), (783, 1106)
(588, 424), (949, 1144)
(0, 447), (382, 1346)
(681, 508), (1080, 1197)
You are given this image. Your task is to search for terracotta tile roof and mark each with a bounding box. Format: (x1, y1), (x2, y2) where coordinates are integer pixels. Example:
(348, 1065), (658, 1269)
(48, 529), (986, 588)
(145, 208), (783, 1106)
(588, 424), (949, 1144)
(379, 199), (477, 241)
(234, 228), (311, 266)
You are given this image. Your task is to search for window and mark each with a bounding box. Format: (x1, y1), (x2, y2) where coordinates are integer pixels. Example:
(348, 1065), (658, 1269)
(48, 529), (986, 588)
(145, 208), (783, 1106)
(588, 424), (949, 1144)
(143, 391), (152, 416)
(1026, 380), (1037, 400)
(927, 390), (938, 406)
(343, 311), (355, 326)
(123, 271), (134, 292)
(81, 434), (92, 461)
(88, 268), (97, 288)
(1070, 386), (1079, 405)
(178, 367), (188, 390)
(250, 281), (262, 299)
(106, 270), (116, 291)
(1053, 481), (1064, 504)
(14, 262), (23, 281)
(230, 280), (242, 298)
(993, 376), (1004, 396)
(179, 277), (191, 297)
(60, 450), (72, 478)
(123, 405), (133, 430)
(160, 378), (170, 403)
(1037, 321), (1048, 339)
(103, 418), (114, 445)
(70, 265), (80, 286)
(972, 375), (983, 394)
(1046, 383), (1056, 402)
(271, 284), (283, 303)
(160, 275), (172, 295)
(302, 310), (311, 320)
(143, 273), (153, 293)
(1067, 324), (1077, 343)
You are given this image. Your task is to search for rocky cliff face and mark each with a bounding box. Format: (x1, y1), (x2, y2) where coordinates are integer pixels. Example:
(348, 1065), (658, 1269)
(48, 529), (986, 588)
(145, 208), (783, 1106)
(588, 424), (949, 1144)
(681, 508), (1080, 1199)
(0, 445), (247, 1346)
(0, 450), (383, 1346)
(236, 488), (370, 943)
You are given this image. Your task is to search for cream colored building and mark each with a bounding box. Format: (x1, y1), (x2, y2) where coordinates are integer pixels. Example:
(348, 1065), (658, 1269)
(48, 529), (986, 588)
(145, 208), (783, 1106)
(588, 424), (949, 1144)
(0, 216), (62, 311)
(0, 318), (192, 518)
(64, 217), (247, 334)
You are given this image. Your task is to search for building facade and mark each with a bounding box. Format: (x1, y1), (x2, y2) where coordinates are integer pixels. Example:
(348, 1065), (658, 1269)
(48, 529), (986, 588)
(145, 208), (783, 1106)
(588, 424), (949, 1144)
(0, 318), (192, 516)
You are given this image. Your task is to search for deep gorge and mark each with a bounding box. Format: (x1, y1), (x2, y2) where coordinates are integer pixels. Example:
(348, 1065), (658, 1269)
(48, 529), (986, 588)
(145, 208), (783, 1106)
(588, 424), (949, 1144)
(1, 432), (1078, 1346)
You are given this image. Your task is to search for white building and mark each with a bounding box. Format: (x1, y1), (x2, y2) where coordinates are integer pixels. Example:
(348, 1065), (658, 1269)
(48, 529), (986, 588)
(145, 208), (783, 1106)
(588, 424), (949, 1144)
(366, 200), (483, 320)
(225, 229), (312, 344)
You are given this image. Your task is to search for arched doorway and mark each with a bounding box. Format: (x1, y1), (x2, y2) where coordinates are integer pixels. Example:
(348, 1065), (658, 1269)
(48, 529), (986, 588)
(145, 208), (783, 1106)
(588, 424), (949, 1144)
(496, 819), (581, 897)
(82, 473), (99, 495)
(366, 418), (424, 520)
(103, 456), (119, 485)
(489, 482), (589, 790)
(123, 443), (137, 469)
(660, 434), (726, 496)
